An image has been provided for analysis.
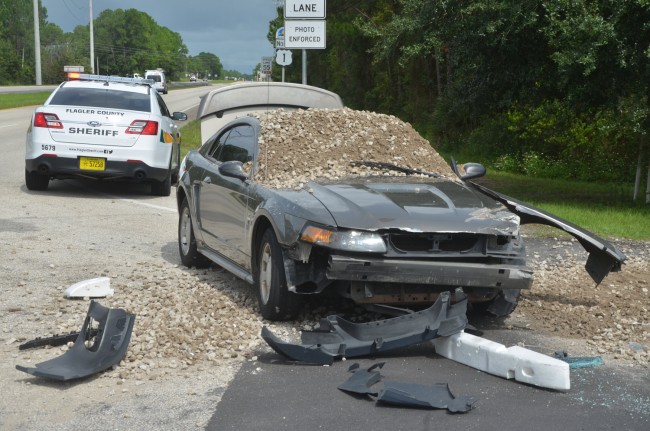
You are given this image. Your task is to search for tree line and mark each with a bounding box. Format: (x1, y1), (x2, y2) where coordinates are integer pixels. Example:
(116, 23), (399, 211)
(3, 1), (648, 198)
(0, 1), (227, 84)
(268, 0), (649, 200)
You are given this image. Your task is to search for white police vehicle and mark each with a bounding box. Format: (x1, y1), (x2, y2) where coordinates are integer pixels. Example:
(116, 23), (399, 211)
(25, 73), (187, 196)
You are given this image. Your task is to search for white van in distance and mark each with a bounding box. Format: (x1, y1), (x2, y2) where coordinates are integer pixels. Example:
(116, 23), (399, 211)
(145, 69), (168, 94)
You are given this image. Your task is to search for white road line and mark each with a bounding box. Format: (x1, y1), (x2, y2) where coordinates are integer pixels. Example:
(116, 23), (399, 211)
(119, 198), (177, 213)
(0, 124), (22, 129)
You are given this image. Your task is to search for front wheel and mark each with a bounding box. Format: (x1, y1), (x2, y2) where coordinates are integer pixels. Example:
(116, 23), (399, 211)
(256, 228), (302, 321)
(178, 198), (210, 268)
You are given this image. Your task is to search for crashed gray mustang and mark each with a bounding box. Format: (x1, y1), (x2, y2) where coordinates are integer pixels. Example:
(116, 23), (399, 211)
(177, 82), (625, 321)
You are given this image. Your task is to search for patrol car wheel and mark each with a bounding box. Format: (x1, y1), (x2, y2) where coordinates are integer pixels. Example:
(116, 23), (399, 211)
(151, 174), (171, 196)
(25, 170), (49, 191)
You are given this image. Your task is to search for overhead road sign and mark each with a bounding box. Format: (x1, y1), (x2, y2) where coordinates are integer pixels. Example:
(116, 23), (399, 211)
(285, 20), (326, 49)
(284, 0), (326, 19)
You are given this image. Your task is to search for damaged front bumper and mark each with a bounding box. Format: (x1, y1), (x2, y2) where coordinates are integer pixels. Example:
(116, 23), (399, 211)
(327, 255), (533, 304)
(261, 290), (467, 365)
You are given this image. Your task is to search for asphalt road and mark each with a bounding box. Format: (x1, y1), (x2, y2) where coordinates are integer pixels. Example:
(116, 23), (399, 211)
(208, 296), (649, 431)
(1, 86), (649, 430)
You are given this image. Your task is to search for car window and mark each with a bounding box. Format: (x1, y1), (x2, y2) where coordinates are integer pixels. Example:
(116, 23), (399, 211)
(49, 87), (151, 112)
(217, 125), (255, 164)
(155, 92), (171, 117)
(146, 74), (162, 83)
(206, 130), (231, 161)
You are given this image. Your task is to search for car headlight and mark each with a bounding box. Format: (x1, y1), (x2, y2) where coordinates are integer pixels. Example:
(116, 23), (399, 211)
(300, 225), (387, 253)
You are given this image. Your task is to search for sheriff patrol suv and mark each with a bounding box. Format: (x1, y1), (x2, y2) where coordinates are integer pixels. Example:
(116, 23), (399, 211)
(25, 73), (187, 196)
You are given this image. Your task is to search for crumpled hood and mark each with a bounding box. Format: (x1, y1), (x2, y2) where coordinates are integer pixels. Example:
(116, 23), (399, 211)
(308, 178), (519, 235)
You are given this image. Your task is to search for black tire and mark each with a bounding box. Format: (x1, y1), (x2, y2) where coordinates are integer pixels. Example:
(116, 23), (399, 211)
(255, 228), (302, 321)
(151, 171), (172, 196)
(25, 170), (49, 191)
(178, 198), (210, 268)
(472, 289), (521, 317)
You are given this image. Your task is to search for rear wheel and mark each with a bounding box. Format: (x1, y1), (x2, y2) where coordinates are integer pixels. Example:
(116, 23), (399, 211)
(151, 167), (172, 196)
(256, 228), (302, 321)
(178, 198), (210, 268)
(25, 170), (49, 191)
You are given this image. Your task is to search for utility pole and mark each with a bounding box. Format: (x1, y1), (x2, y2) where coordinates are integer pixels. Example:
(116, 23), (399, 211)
(302, 49), (307, 85)
(90, 0), (95, 73)
(32, 0), (42, 85)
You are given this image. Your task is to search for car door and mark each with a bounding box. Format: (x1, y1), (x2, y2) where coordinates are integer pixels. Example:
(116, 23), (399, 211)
(197, 123), (255, 268)
(154, 92), (181, 169)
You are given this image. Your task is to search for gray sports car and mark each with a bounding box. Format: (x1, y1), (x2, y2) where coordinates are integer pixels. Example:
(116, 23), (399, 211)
(176, 83), (625, 321)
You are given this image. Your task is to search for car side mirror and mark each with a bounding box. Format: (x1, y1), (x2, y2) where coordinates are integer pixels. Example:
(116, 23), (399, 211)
(219, 160), (247, 181)
(172, 112), (187, 121)
(451, 157), (486, 181)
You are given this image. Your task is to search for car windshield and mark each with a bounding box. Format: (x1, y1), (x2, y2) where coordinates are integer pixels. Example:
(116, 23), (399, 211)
(146, 75), (162, 83)
(49, 87), (151, 112)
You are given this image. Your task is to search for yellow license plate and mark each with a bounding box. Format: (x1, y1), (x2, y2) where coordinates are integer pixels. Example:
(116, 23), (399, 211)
(79, 157), (106, 171)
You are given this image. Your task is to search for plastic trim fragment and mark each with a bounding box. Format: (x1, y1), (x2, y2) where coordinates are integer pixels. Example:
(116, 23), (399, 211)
(377, 381), (478, 413)
(338, 362), (385, 396)
(261, 290), (468, 365)
(338, 362), (477, 413)
(16, 301), (135, 381)
(432, 331), (570, 391)
(64, 277), (114, 298)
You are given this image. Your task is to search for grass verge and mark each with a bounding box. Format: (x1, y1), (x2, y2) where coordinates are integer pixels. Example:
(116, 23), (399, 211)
(476, 171), (650, 240)
(0, 92), (51, 110)
(180, 119), (202, 158)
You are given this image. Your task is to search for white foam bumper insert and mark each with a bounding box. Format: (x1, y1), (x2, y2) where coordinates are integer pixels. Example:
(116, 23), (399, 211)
(64, 277), (114, 298)
(432, 331), (570, 391)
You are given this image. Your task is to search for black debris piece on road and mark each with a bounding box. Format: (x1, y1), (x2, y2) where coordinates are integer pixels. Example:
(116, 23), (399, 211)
(16, 301), (135, 381)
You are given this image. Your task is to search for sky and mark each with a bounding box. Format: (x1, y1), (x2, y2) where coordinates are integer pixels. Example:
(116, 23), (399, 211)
(40, 0), (282, 73)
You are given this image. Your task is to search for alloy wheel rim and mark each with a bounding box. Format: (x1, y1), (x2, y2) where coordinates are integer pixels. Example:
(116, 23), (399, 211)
(259, 243), (272, 304)
(180, 208), (191, 256)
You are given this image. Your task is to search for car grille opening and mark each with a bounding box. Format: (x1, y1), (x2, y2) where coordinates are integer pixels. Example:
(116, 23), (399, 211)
(389, 233), (479, 252)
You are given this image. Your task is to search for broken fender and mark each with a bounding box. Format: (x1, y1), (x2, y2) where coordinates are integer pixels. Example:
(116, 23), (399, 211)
(470, 182), (626, 284)
(262, 290), (467, 365)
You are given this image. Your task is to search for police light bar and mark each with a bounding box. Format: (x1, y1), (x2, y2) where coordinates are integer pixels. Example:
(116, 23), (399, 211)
(67, 73), (154, 85)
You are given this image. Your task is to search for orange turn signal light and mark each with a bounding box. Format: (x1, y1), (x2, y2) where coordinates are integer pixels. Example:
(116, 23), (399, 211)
(300, 226), (334, 244)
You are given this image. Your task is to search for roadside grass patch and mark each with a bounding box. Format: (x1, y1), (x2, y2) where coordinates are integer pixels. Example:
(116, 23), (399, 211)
(179, 119), (202, 159)
(0, 92), (50, 110)
(477, 171), (650, 240)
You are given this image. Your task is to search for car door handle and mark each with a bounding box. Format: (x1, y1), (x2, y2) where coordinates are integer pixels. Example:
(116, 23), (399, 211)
(203, 176), (212, 184)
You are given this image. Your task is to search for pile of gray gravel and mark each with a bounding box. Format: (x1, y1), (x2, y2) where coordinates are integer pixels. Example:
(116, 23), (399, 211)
(254, 107), (455, 189)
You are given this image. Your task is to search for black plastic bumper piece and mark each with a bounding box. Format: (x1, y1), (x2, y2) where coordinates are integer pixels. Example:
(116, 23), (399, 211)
(377, 381), (478, 413)
(16, 301), (135, 381)
(261, 290), (467, 365)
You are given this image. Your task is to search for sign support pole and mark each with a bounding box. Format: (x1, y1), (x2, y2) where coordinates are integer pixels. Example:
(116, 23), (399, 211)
(302, 49), (307, 85)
